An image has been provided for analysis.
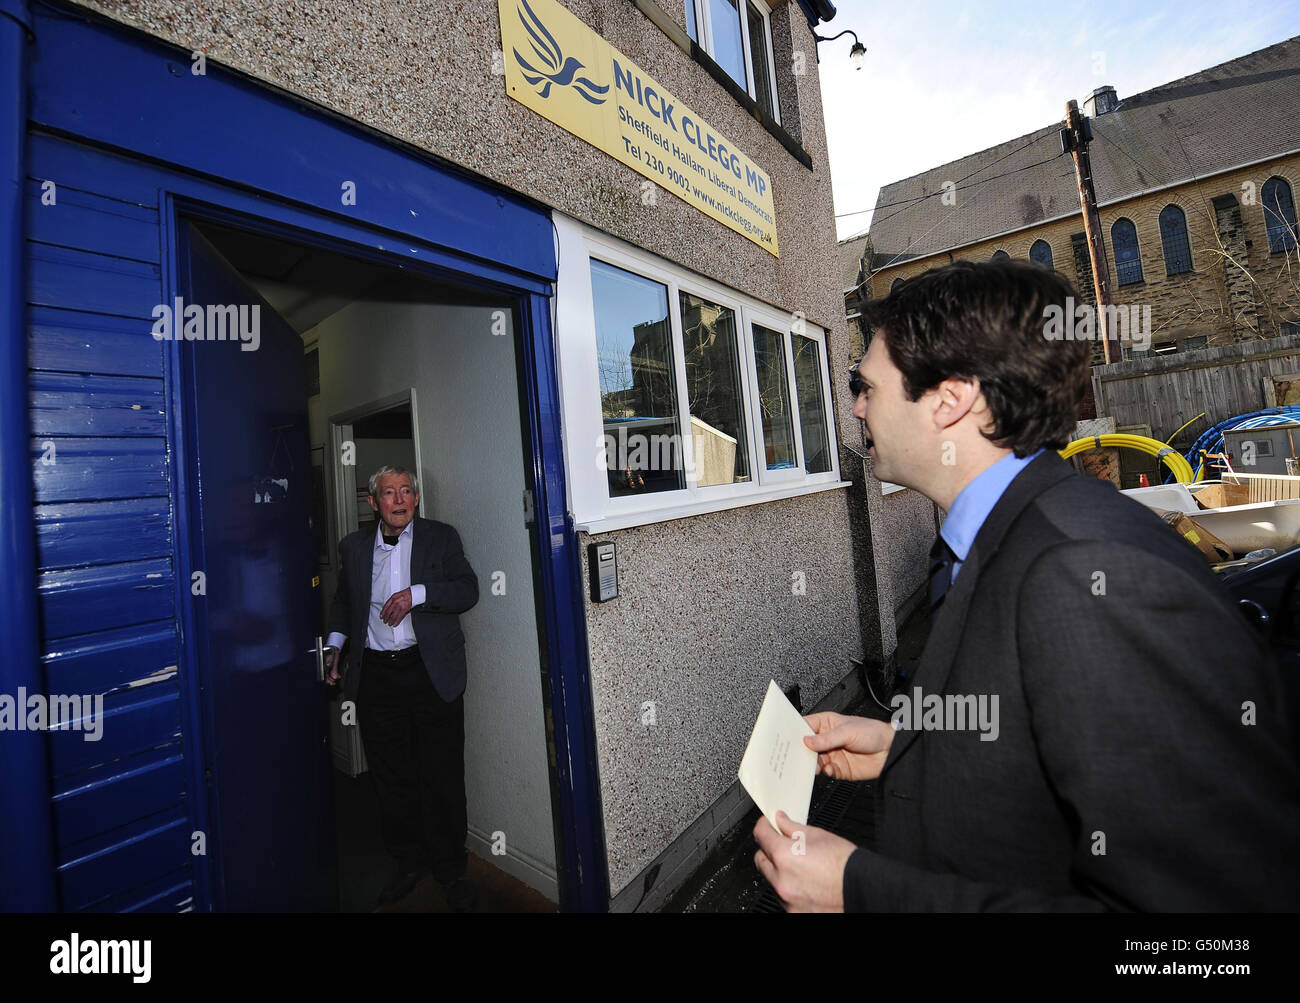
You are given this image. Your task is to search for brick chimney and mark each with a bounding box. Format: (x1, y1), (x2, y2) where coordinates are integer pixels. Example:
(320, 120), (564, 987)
(1083, 85), (1119, 117)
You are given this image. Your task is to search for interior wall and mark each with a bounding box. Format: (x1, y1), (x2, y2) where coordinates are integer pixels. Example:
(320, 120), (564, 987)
(353, 437), (417, 491)
(312, 299), (558, 900)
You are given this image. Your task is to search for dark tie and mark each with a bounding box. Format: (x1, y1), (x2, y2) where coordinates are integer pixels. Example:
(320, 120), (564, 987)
(928, 536), (957, 617)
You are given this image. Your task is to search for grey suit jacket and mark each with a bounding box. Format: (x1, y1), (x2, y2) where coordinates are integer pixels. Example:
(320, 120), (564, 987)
(328, 516), (479, 703)
(844, 451), (1300, 911)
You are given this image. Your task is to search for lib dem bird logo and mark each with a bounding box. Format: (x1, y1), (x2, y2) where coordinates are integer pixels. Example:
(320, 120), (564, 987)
(512, 0), (610, 104)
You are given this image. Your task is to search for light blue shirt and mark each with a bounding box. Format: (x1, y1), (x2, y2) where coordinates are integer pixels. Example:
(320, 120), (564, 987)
(940, 448), (1045, 582)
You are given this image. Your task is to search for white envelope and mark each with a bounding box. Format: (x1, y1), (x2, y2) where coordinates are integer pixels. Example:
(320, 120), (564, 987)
(737, 679), (818, 833)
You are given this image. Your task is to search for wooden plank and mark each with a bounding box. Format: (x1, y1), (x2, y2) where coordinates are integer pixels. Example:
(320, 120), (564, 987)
(36, 498), (171, 570)
(26, 179), (160, 263)
(29, 305), (166, 378)
(51, 750), (187, 849)
(27, 131), (161, 209)
(42, 620), (177, 698)
(46, 690), (181, 778)
(27, 242), (161, 318)
(30, 372), (166, 437)
(57, 810), (189, 911)
(30, 436), (168, 503)
(37, 557), (174, 641)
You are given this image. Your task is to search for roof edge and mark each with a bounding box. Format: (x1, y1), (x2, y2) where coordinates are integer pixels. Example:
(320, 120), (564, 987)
(796, 0), (836, 27)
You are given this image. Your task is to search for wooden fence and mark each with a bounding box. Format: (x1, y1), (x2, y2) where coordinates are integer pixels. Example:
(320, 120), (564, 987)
(1092, 332), (1300, 445)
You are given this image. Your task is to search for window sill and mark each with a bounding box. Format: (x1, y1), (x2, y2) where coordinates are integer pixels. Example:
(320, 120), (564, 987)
(881, 482), (909, 496)
(576, 479), (852, 533)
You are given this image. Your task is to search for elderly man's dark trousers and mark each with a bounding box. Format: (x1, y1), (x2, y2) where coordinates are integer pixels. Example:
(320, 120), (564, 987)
(357, 646), (468, 883)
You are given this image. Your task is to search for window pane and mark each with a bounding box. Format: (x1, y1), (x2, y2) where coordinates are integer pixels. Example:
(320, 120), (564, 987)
(990, 249), (1010, 262)
(746, 2), (774, 118)
(680, 292), (751, 485)
(591, 259), (685, 497)
(685, 0), (697, 42)
(1029, 239), (1054, 270)
(1112, 218), (1143, 286)
(1263, 177), (1298, 254)
(792, 334), (831, 474)
(708, 0), (748, 90)
(752, 324), (796, 470)
(1159, 205), (1193, 275)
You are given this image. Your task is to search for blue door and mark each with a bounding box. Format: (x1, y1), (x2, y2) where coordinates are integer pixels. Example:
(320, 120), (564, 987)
(179, 221), (336, 910)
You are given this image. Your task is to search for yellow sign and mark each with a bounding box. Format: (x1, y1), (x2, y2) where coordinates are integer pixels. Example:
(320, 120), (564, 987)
(499, 0), (778, 255)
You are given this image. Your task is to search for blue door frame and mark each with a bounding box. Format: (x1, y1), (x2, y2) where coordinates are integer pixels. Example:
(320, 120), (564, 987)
(4, 0), (609, 911)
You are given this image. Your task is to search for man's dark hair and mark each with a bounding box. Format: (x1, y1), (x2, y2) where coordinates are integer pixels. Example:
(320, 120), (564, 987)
(861, 260), (1091, 456)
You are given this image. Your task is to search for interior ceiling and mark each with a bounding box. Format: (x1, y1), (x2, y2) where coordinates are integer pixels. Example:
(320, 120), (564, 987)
(193, 220), (508, 335)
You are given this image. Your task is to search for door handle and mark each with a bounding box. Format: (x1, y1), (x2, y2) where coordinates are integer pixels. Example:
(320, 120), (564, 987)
(309, 636), (339, 682)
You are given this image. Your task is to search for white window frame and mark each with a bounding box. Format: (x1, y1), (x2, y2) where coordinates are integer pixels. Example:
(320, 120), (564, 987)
(687, 0), (781, 125)
(554, 213), (846, 533)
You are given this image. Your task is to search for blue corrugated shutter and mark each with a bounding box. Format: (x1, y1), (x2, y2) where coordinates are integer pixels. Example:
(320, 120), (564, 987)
(27, 132), (193, 913)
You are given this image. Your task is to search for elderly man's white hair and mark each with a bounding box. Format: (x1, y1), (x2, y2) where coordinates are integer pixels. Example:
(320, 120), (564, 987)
(367, 465), (420, 497)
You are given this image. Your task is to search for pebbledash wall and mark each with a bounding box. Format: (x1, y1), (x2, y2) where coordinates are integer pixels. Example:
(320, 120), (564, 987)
(45, 0), (868, 908)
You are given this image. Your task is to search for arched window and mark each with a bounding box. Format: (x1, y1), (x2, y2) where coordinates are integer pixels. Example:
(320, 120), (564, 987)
(890, 278), (905, 293)
(1263, 176), (1298, 253)
(1112, 218), (1143, 285)
(1159, 204), (1193, 275)
(990, 250), (1010, 262)
(1029, 239), (1054, 270)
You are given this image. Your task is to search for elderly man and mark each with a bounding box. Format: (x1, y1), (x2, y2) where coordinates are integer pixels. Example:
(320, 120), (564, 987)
(325, 465), (479, 911)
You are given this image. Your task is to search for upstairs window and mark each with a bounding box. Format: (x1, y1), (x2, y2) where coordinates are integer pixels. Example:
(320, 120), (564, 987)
(1029, 239), (1054, 270)
(1159, 204), (1193, 275)
(1112, 218), (1143, 286)
(1263, 176), (1298, 254)
(686, 0), (781, 123)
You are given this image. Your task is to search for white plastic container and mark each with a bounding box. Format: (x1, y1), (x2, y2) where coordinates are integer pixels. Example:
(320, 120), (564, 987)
(1120, 482), (1201, 514)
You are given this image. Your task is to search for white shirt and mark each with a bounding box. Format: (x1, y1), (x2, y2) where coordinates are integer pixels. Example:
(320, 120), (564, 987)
(326, 522), (426, 653)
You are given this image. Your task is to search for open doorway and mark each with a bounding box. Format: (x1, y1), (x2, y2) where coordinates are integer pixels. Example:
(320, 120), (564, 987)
(184, 216), (560, 912)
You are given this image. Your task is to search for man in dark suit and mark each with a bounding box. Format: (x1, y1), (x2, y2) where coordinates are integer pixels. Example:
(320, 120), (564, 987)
(325, 465), (479, 910)
(753, 260), (1300, 911)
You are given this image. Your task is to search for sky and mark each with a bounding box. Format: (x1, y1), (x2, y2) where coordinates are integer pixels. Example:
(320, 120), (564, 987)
(821, 0), (1300, 241)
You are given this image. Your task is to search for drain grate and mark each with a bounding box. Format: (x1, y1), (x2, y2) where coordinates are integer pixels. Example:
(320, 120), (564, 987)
(748, 778), (877, 913)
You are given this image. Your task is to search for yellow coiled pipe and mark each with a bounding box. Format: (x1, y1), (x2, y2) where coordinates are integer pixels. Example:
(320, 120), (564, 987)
(1059, 433), (1196, 484)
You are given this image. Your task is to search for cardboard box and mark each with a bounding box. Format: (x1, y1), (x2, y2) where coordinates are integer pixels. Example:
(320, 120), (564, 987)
(1193, 481), (1251, 510)
(1159, 509), (1234, 561)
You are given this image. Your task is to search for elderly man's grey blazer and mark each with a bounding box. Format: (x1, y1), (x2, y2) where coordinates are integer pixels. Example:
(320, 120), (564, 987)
(843, 451), (1300, 911)
(328, 517), (479, 703)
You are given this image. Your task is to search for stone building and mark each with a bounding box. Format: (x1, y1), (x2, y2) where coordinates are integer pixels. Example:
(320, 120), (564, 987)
(846, 36), (1300, 361)
(0, 0), (880, 913)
